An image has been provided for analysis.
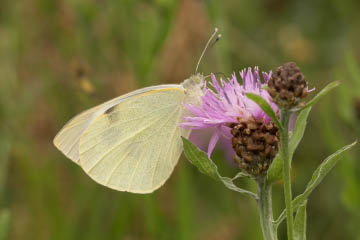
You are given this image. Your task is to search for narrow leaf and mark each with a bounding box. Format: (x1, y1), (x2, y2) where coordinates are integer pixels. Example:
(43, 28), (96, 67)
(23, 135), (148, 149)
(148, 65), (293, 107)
(182, 137), (257, 199)
(267, 153), (282, 184)
(294, 201), (307, 240)
(220, 177), (257, 195)
(293, 140), (356, 208)
(302, 81), (340, 110)
(275, 141), (357, 225)
(290, 107), (312, 158)
(246, 93), (281, 129)
(293, 141), (357, 212)
(182, 137), (221, 180)
(268, 107), (312, 183)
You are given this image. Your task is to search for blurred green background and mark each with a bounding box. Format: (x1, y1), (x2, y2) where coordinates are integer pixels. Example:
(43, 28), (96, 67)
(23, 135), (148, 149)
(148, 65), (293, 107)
(1, 0), (360, 239)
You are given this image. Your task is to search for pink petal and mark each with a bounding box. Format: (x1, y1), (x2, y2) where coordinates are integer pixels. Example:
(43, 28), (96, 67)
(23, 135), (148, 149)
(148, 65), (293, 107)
(207, 130), (220, 158)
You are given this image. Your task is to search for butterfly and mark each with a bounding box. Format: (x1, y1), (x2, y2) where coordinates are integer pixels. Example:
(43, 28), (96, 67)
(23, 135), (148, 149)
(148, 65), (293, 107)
(53, 28), (220, 193)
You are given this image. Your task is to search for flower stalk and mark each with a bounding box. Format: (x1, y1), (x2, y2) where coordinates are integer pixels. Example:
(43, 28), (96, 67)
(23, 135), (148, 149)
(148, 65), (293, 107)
(257, 177), (277, 240)
(280, 109), (294, 240)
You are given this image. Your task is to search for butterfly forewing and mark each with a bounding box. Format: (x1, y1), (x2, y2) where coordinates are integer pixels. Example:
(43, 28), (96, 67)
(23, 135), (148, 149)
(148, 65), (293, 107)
(53, 84), (181, 164)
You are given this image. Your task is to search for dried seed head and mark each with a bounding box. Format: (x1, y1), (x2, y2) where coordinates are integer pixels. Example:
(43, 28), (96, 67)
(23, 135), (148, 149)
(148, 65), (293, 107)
(268, 62), (308, 109)
(230, 117), (279, 177)
(354, 98), (360, 120)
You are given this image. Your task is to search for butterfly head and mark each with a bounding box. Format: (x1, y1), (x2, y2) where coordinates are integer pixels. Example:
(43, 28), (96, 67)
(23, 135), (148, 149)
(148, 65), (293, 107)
(182, 73), (205, 106)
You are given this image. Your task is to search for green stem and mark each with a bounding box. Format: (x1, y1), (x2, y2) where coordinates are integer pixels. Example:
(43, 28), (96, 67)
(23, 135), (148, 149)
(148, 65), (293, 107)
(280, 110), (294, 240)
(257, 177), (277, 240)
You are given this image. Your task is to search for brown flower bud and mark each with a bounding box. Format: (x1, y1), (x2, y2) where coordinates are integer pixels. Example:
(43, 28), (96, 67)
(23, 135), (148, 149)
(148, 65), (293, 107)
(268, 62), (308, 109)
(230, 117), (279, 177)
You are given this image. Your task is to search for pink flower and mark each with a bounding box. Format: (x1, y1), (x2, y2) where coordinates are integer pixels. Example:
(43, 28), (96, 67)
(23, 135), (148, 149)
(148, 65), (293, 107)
(181, 67), (278, 158)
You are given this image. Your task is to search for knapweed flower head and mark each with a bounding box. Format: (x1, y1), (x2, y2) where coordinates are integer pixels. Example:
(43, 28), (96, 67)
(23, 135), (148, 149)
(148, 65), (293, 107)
(268, 62), (311, 109)
(182, 67), (280, 176)
(230, 117), (279, 176)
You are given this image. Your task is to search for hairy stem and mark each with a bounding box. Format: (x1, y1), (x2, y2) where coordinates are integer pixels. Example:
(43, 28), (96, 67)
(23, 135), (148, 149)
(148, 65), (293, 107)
(257, 177), (277, 240)
(280, 110), (294, 240)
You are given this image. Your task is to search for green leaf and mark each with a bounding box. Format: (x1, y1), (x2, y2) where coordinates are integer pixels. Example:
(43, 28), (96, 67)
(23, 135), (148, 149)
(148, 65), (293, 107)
(302, 81), (340, 110)
(290, 107), (312, 159)
(0, 209), (10, 240)
(294, 201), (307, 240)
(268, 106), (313, 183)
(275, 141), (357, 225)
(293, 140), (356, 208)
(267, 153), (282, 184)
(245, 93), (281, 129)
(182, 137), (220, 180)
(182, 137), (257, 199)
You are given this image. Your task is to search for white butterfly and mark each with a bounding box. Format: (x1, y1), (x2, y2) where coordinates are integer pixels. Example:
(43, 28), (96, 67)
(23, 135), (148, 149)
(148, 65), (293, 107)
(53, 28), (220, 193)
(53, 75), (204, 193)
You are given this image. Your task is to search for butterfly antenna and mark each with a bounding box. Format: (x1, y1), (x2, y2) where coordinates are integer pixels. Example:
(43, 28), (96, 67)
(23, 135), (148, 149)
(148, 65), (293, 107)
(195, 28), (222, 74)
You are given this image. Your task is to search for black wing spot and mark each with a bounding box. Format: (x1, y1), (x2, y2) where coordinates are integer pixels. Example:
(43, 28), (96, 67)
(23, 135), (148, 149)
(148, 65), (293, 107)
(105, 105), (117, 115)
(104, 105), (121, 125)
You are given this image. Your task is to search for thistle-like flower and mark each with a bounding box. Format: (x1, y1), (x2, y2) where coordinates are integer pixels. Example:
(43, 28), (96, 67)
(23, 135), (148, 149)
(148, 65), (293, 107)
(182, 67), (280, 176)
